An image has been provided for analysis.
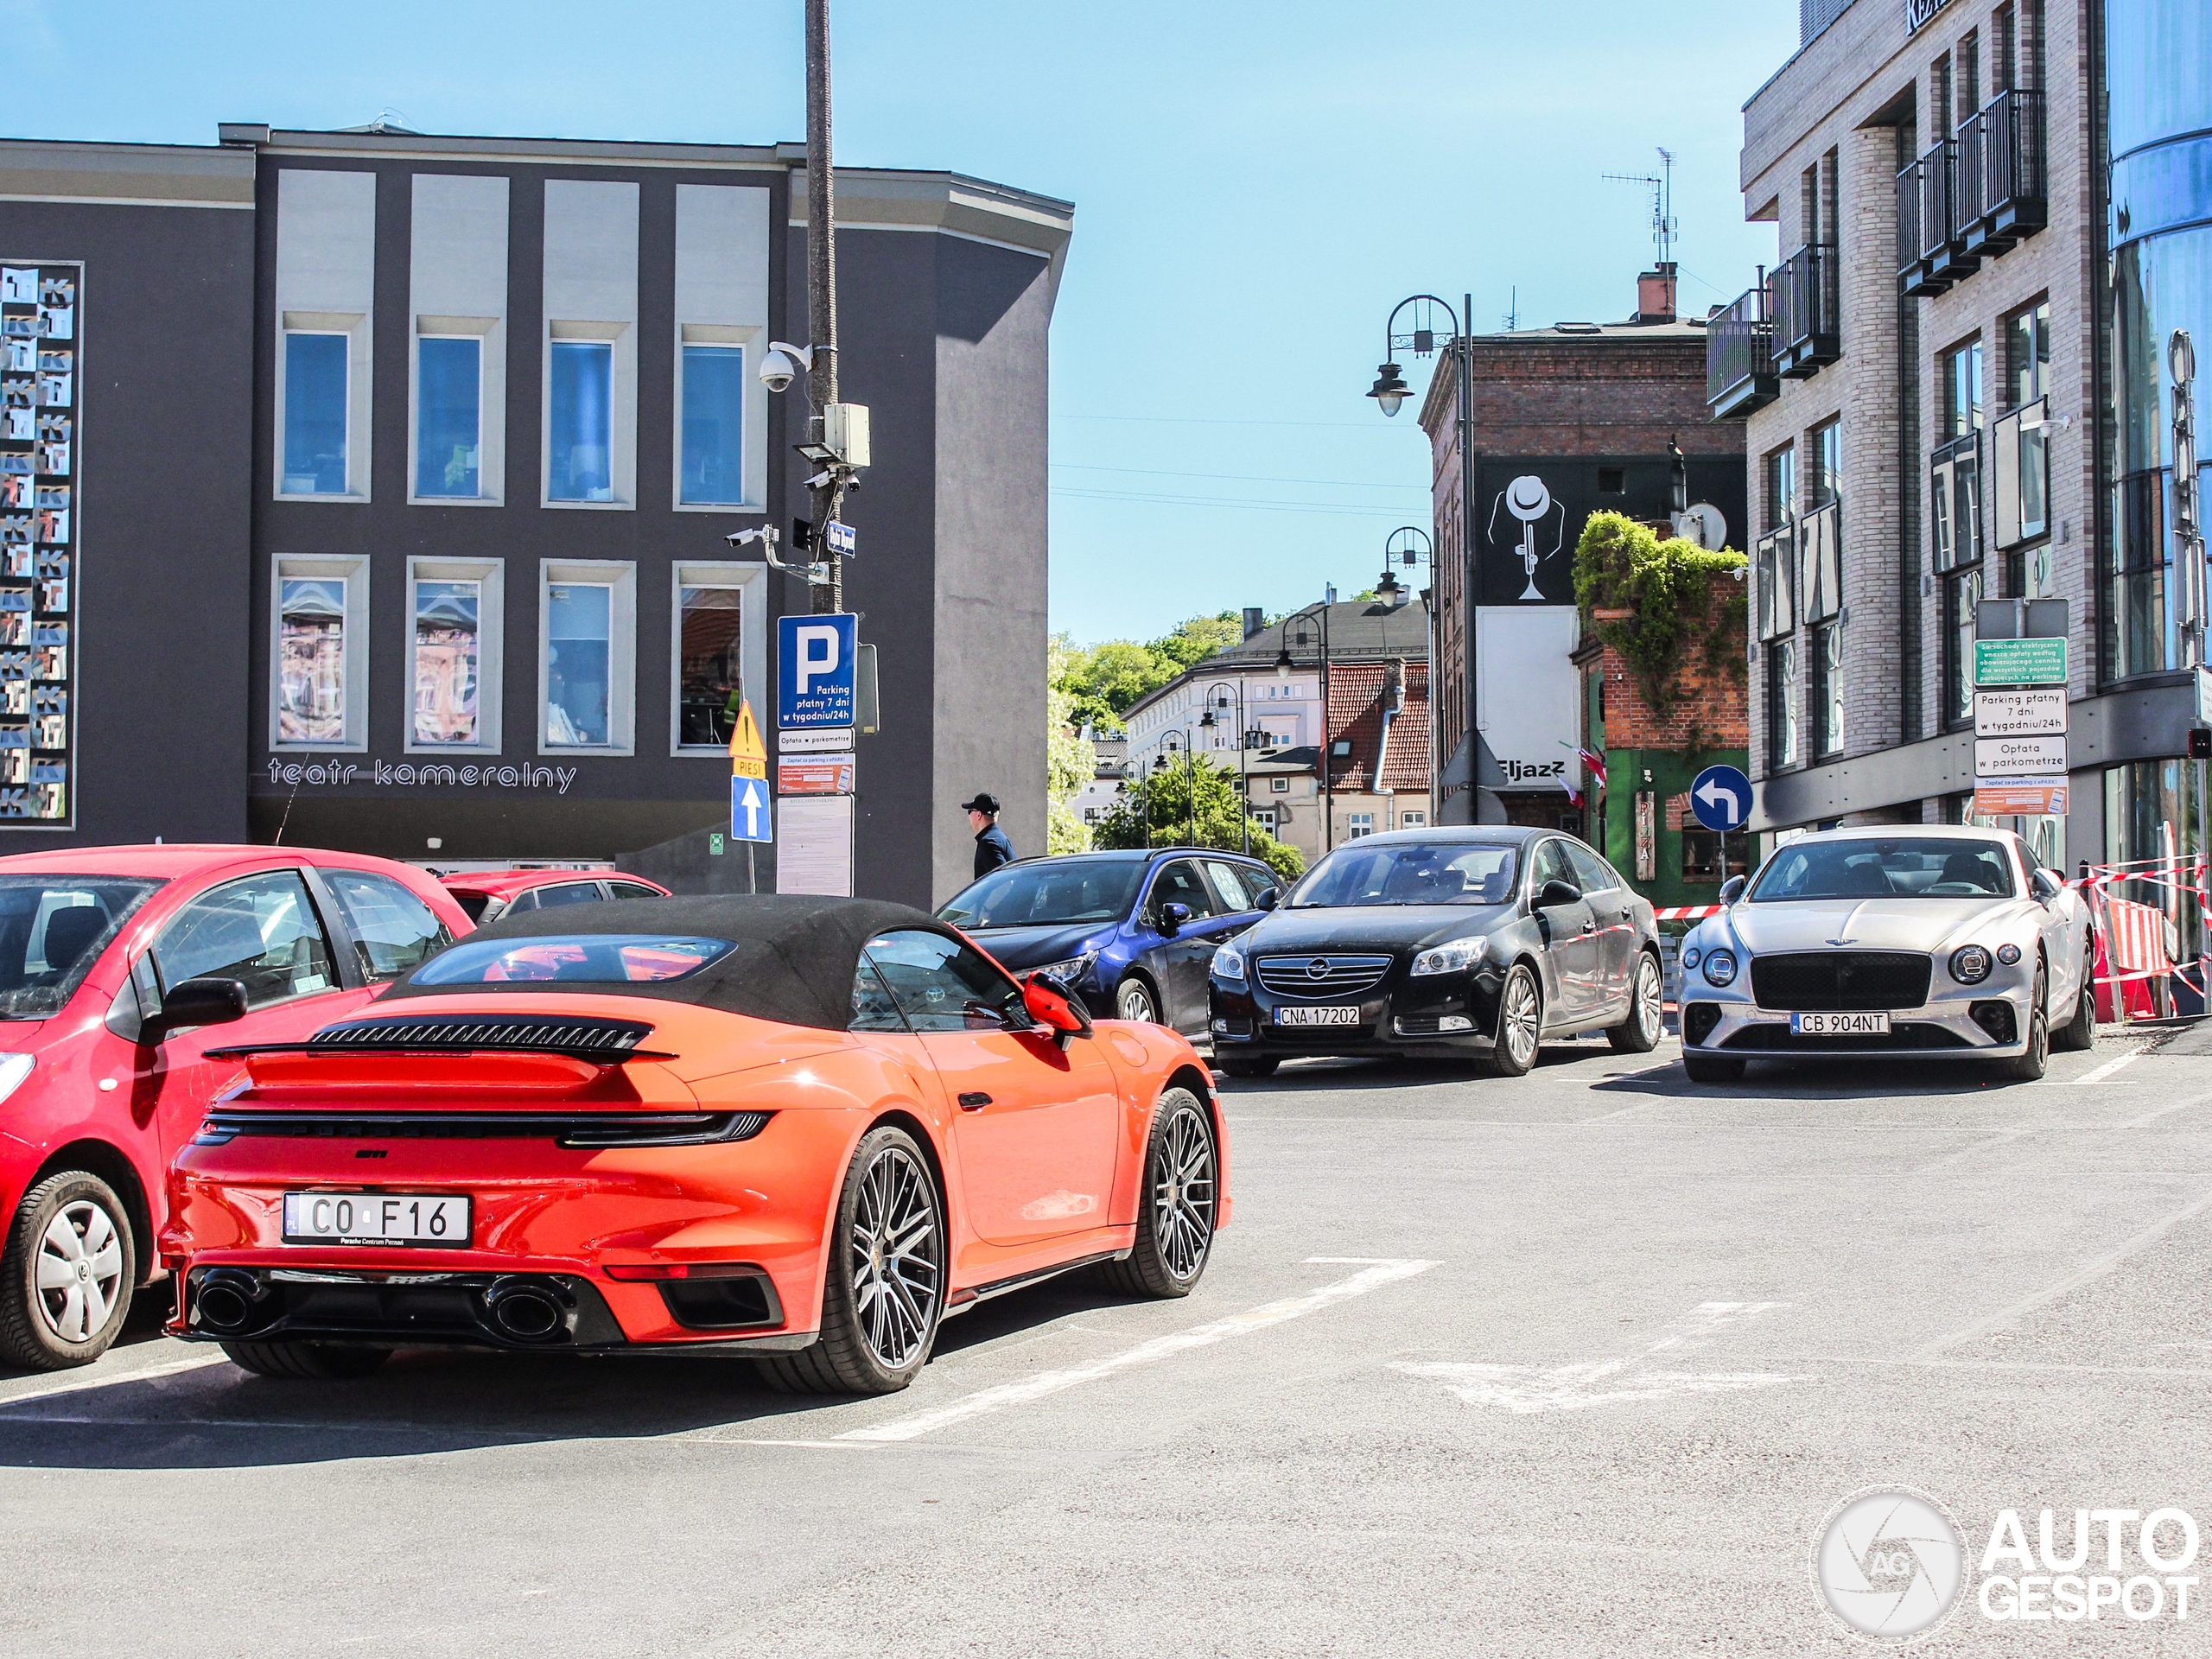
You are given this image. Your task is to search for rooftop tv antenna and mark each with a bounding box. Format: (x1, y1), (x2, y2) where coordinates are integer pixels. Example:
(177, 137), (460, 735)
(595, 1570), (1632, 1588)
(1602, 147), (1677, 267)
(1501, 286), (1518, 331)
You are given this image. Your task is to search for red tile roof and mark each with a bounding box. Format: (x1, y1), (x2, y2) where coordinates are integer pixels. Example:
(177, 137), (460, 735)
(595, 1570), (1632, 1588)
(1324, 659), (1431, 792)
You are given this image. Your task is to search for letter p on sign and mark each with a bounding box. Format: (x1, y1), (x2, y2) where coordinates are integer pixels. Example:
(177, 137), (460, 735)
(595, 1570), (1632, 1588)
(795, 624), (840, 693)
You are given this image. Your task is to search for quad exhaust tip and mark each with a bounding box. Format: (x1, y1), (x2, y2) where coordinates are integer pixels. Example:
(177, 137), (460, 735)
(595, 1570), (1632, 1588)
(194, 1268), (261, 1333)
(483, 1277), (566, 1342)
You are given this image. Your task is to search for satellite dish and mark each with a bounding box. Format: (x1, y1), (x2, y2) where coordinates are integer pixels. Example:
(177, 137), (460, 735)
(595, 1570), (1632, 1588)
(1672, 502), (1726, 550)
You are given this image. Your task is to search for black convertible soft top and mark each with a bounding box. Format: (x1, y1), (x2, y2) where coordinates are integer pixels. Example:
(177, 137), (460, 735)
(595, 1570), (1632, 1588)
(381, 893), (964, 1032)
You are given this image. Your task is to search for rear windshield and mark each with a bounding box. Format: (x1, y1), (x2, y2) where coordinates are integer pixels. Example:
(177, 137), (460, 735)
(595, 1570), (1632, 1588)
(0, 875), (161, 1019)
(1288, 842), (1518, 907)
(1749, 837), (2016, 902)
(410, 934), (733, 985)
(938, 858), (1146, 928)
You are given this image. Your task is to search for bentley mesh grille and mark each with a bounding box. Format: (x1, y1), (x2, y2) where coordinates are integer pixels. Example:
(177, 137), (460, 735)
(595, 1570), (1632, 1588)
(1255, 955), (1394, 997)
(1749, 951), (1932, 1012)
(308, 1014), (656, 1059)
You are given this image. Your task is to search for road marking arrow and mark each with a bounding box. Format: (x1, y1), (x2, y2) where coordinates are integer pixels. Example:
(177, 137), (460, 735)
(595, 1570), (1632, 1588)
(1392, 1300), (1810, 1414)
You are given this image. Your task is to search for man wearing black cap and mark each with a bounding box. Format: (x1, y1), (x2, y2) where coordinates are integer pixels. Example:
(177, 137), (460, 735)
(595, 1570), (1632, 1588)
(963, 791), (1015, 878)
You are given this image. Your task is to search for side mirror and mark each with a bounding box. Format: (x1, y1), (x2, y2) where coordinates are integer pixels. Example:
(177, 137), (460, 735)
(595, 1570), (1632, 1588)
(1535, 880), (1582, 910)
(1254, 888), (1280, 912)
(2029, 868), (2061, 905)
(1719, 875), (1747, 906)
(1022, 974), (1093, 1044)
(1159, 901), (1192, 935)
(147, 976), (249, 1041)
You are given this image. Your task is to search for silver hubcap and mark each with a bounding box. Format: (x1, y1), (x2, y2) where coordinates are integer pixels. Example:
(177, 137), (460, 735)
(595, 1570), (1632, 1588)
(35, 1199), (124, 1345)
(1119, 982), (1156, 1024)
(1152, 1104), (1216, 1281)
(1503, 970), (1540, 1067)
(1636, 958), (1662, 1039)
(849, 1146), (939, 1370)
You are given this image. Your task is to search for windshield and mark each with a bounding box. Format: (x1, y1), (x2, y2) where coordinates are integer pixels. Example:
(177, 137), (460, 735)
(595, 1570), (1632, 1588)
(411, 934), (733, 985)
(0, 874), (160, 1020)
(937, 858), (1146, 928)
(1749, 837), (2017, 902)
(1287, 842), (1517, 908)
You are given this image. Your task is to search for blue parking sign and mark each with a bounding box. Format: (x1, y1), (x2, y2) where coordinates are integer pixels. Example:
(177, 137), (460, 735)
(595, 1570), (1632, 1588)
(777, 613), (857, 730)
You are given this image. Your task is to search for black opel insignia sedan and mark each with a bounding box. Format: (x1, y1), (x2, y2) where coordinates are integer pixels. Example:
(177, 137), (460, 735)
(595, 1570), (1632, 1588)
(1206, 827), (1663, 1077)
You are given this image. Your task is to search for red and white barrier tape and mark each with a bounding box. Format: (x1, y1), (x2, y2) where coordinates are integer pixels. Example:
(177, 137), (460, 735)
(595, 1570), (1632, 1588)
(1653, 905), (1725, 922)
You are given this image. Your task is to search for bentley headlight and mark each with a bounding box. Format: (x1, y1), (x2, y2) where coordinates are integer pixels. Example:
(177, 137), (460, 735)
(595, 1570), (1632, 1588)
(1949, 945), (1993, 984)
(1702, 949), (1738, 988)
(1682, 945), (1702, 970)
(1411, 937), (1486, 976)
(1031, 950), (1098, 987)
(1211, 943), (1247, 982)
(1996, 943), (2022, 966)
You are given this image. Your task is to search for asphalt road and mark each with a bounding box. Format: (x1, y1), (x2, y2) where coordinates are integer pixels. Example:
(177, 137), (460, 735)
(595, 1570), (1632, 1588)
(6, 1030), (2212, 1656)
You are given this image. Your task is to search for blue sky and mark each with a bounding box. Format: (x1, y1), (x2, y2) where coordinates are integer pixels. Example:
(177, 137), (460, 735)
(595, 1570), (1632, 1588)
(10, 0), (1798, 645)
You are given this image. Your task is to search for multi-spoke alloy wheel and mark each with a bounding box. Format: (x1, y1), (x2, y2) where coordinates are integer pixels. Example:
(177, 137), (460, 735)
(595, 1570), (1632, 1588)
(1491, 963), (1542, 1077)
(0, 1170), (136, 1370)
(1100, 1087), (1217, 1298)
(849, 1141), (941, 1371)
(1609, 952), (1665, 1053)
(1116, 977), (1160, 1026)
(761, 1125), (944, 1395)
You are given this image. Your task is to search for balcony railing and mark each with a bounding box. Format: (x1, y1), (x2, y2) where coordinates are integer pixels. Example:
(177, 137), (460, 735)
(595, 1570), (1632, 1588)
(1771, 244), (1840, 378)
(1898, 90), (2047, 296)
(1706, 283), (1778, 418)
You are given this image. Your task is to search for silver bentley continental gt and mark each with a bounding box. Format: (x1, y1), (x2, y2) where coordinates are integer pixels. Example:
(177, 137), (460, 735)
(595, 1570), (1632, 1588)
(1676, 825), (2097, 1084)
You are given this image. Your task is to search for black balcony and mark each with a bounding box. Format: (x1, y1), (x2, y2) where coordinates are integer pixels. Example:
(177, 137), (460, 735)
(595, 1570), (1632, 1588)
(1961, 86), (2048, 254)
(1915, 137), (1980, 289)
(1771, 244), (1840, 378)
(1707, 283), (1778, 418)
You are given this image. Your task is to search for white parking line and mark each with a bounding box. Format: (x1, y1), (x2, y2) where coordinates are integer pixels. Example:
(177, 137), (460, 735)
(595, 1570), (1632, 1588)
(2040, 1049), (2145, 1086)
(836, 1257), (1440, 1444)
(0, 1350), (231, 1410)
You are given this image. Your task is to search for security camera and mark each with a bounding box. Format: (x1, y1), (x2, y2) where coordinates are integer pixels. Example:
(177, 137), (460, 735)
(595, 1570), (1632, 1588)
(760, 340), (813, 394)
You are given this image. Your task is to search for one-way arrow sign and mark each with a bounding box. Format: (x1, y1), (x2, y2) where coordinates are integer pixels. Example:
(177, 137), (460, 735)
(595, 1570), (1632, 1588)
(1690, 764), (1752, 834)
(731, 776), (772, 843)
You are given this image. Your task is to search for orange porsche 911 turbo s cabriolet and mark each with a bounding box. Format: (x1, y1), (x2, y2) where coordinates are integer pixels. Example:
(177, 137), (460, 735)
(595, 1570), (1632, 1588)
(161, 895), (1227, 1394)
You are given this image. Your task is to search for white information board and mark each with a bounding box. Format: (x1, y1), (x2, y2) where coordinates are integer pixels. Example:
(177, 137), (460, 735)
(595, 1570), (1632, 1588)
(777, 794), (854, 896)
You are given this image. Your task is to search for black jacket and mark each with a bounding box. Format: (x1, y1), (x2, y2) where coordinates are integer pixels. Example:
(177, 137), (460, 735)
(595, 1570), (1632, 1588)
(974, 823), (1015, 878)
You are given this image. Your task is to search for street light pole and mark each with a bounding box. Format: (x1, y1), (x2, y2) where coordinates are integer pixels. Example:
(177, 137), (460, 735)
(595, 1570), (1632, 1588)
(804, 0), (845, 615)
(1201, 679), (1251, 855)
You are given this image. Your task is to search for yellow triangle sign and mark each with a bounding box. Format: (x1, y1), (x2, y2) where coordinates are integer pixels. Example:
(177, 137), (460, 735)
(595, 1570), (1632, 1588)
(729, 699), (767, 780)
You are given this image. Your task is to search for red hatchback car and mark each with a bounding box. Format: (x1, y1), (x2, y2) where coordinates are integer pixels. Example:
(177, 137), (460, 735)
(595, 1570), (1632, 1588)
(0, 845), (469, 1370)
(440, 868), (669, 925)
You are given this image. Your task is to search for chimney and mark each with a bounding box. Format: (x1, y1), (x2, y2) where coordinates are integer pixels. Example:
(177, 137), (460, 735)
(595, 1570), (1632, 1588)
(1636, 262), (1678, 325)
(1242, 606), (1265, 639)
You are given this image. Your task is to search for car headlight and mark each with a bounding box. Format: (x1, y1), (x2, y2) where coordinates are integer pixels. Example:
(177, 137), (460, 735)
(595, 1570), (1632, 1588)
(1949, 945), (1993, 984)
(1411, 936), (1486, 976)
(1030, 951), (1098, 987)
(1702, 950), (1738, 987)
(1212, 942), (1247, 982)
(0, 1052), (31, 1105)
(1682, 944), (1702, 970)
(1996, 943), (2022, 966)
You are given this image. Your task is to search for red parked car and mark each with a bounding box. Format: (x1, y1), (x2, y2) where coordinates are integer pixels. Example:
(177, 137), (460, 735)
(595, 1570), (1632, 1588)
(0, 845), (470, 1370)
(440, 868), (670, 925)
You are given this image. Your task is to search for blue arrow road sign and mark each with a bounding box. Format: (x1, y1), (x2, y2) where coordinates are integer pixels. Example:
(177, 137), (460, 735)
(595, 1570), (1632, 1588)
(777, 613), (857, 730)
(1689, 764), (1753, 834)
(731, 776), (772, 843)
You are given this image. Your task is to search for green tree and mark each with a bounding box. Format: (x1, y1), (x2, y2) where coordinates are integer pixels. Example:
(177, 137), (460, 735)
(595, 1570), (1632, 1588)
(1046, 633), (1098, 854)
(1090, 753), (1306, 882)
(1149, 610), (1244, 672)
(1051, 610), (1252, 734)
(1573, 510), (1748, 715)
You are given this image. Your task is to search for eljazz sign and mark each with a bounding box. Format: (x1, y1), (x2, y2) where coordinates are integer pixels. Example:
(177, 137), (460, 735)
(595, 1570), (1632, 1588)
(1905, 0), (1959, 32)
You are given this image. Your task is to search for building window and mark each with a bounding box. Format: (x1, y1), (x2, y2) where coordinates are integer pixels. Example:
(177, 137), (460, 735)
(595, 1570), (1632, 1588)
(548, 340), (614, 503)
(1597, 467), (1625, 494)
(1681, 828), (1721, 882)
(415, 336), (482, 499)
(671, 563), (765, 754)
(1768, 636), (1800, 768)
(1812, 621), (1844, 758)
(1399, 810), (1427, 828)
(1250, 807), (1276, 832)
(1943, 565), (1985, 727)
(1348, 812), (1374, 838)
(1941, 337), (1984, 441)
(539, 562), (634, 753)
(1270, 776), (1289, 793)
(271, 555), (367, 751)
(282, 332), (348, 495)
(680, 344), (746, 505)
(1808, 419), (1841, 509)
(407, 559), (501, 753)
(2005, 301), (2050, 409)
(1764, 443), (1796, 531)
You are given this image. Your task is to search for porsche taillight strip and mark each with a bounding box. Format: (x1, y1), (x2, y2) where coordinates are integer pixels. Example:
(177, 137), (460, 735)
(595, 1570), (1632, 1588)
(191, 1109), (772, 1149)
(207, 1013), (665, 1063)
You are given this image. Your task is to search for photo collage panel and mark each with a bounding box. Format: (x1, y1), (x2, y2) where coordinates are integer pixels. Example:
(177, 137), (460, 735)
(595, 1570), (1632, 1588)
(0, 264), (73, 821)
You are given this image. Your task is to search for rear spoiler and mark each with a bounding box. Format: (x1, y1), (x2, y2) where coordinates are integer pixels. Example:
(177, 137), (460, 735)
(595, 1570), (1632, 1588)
(207, 1012), (673, 1064)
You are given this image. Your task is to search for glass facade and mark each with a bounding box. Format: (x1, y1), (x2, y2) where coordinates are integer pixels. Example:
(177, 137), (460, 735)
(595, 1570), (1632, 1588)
(412, 580), (480, 745)
(416, 336), (480, 499)
(548, 340), (613, 502)
(282, 332), (347, 495)
(545, 582), (612, 746)
(680, 345), (745, 505)
(677, 584), (742, 747)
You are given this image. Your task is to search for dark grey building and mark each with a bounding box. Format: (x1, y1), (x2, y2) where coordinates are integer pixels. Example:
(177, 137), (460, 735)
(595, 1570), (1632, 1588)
(0, 124), (1070, 908)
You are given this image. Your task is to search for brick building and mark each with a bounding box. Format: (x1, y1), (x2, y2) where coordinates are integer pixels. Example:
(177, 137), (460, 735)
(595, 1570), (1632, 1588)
(1414, 268), (1748, 828)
